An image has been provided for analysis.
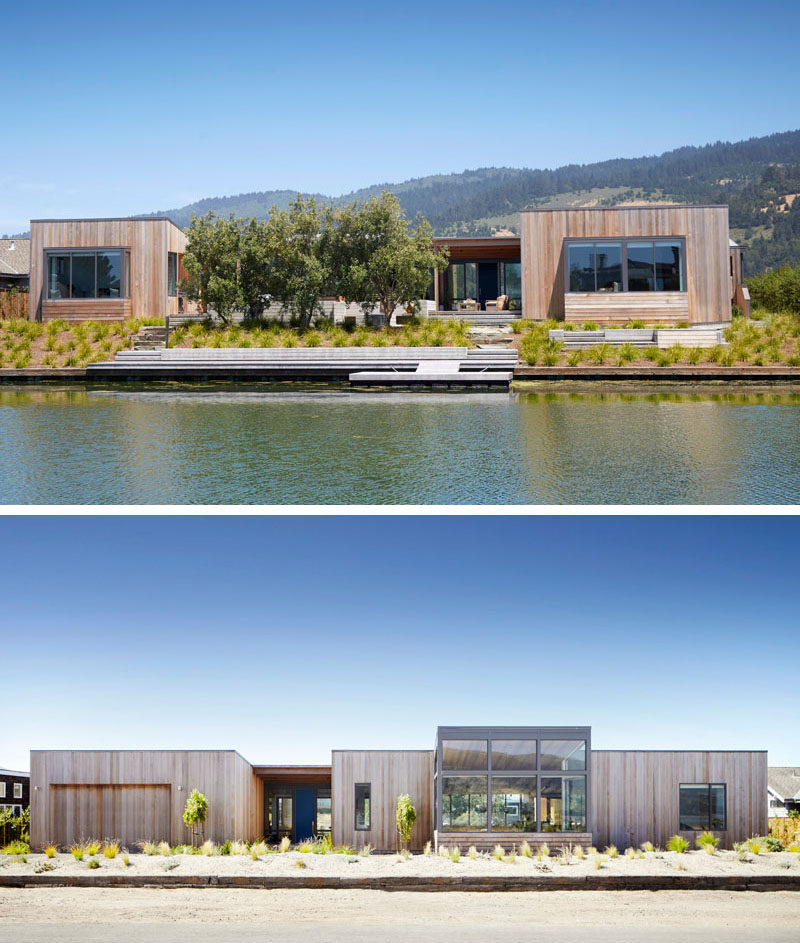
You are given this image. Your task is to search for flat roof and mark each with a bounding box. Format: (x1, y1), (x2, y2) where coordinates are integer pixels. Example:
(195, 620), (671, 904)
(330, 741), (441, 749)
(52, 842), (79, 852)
(30, 216), (183, 230)
(0, 769), (29, 777)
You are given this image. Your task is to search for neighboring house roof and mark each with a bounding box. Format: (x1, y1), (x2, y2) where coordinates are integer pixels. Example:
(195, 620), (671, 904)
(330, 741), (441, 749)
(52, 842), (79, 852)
(0, 238), (30, 277)
(0, 769), (29, 778)
(768, 767), (800, 801)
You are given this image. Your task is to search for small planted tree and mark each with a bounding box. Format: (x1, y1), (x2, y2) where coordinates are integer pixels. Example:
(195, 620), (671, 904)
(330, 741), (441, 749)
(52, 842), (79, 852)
(395, 794), (417, 852)
(182, 789), (209, 847)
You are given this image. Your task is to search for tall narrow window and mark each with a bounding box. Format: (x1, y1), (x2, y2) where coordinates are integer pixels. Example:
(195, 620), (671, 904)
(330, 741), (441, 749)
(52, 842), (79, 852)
(168, 252), (178, 297)
(316, 792), (332, 833)
(679, 784), (727, 830)
(0, 782), (5, 798)
(13, 783), (22, 799)
(355, 783), (371, 830)
(97, 251), (121, 298)
(655, 241), (683, 291)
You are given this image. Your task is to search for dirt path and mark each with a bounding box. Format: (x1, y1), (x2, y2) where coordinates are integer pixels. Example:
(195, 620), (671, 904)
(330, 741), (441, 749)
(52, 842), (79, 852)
(1, 887), (798, 927)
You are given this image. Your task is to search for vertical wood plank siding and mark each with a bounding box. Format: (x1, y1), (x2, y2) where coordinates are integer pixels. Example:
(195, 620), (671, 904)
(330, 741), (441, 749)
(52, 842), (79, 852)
(30, 750), (260, 850)
(332, 751), (434, 851)
(591, 751), (767, 850)
(520, 206), (730, 325)
(29, 219), (186, 322)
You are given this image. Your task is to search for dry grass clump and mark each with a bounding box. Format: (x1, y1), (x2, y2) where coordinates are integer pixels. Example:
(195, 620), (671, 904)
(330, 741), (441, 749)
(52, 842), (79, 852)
(278, 836), (291, 853)
(103, 841), (119, 859)
(604, 845), (618, 859)
(519, 841), (532, 858)
(448, 845), (461, 863)
(468, 845), (479, 860)
(69, 844), (84, 861)
(492, 844), (505, 861)
(640, 841), (655, 853)
(85, 840), (101, 857)
(423, 841), (432, 856)
(43, 845), (58, 859)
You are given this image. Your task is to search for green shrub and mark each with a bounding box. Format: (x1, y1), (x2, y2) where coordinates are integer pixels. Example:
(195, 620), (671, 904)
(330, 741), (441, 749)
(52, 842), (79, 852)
(582, 322), (599, 331)
(87, 859), (100, 869)
(627, 319), (646, 329)
(765, 837), (784, 852)
(666, 835), (689, 854)
(748, 264), (800, 314)
(747, 836), (765, 855)
(617, 343), (636, 363)
(696, 831), (719, 849)
(587, 343), (612, 365)
(396, 794), (417, 852)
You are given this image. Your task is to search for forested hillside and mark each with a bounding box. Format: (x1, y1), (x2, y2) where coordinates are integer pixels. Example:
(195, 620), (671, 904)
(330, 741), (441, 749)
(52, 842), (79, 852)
(148, 129), (800, 274)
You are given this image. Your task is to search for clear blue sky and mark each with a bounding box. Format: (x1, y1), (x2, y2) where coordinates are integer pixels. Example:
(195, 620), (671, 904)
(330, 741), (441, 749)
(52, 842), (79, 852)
(4, 515), (798, 772)
(3, 0), (799, 233)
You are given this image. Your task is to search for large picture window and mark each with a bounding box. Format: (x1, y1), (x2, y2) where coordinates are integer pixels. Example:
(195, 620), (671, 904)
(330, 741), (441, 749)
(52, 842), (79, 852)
(679, 784), (726, 830)
(442, 776), (488, 830)
(540, 740), (586, 771)
(540, 776), (587, 832)
(47, 249), (128, 300)
(566, 239), (684, 293)
(442, 740), (488, 771)
(491, 776), (537, 830)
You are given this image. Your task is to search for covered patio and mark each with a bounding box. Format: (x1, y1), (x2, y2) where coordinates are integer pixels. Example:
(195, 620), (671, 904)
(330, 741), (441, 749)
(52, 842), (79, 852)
(432, 236), (521, 314)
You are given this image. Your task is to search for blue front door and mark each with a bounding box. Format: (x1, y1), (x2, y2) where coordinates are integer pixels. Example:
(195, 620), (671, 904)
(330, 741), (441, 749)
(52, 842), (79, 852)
(295, 788), (315, 841)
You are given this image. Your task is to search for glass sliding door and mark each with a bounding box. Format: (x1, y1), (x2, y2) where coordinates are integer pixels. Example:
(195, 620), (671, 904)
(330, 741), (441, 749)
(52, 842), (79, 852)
(47, 255), (70, 299)
(441, 776), (488, 830)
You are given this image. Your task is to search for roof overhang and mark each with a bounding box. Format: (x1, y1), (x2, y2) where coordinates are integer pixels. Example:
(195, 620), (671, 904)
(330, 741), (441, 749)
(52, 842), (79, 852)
(253, 765), (331, 784)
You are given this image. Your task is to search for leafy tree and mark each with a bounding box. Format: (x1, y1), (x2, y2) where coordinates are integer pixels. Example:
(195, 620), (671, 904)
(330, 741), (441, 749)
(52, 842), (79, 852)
(330, 191), (449, 325)
(262, 195), (332, 329)
(182, 212), (242, 324)
(395, 794), (417, 852)
(182, 788), (209, 846)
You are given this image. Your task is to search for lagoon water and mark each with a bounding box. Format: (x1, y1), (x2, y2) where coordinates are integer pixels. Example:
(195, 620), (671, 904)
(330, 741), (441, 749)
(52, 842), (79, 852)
(1, 384), (799, 504)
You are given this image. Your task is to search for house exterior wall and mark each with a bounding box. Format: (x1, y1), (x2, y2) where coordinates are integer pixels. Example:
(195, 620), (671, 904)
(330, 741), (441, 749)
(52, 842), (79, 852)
(332, 750), (434, 851)
(29, 218), (186, 323)
(520, 206), (730, 325)
(591, 750), (767, 850)
(29, 750), (261, 850)
(0, 770), (30, 814)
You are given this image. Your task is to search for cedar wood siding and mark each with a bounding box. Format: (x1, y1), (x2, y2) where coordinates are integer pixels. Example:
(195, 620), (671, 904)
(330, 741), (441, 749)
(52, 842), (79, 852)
(520, 206), (730, 325)
(332, 750), (434, 852)
(591, 750), (767, 850)
(29, 218), (186, 322)
(29, 750), (261, 850)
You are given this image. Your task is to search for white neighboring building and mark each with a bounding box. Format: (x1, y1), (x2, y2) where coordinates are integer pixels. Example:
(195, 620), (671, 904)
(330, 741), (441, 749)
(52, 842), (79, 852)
(768, 767), (800, 818)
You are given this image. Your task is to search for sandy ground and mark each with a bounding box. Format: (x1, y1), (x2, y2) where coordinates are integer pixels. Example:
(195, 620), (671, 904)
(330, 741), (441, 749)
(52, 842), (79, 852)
(2, 847), (799, 879)
(1, 887), (799, 928)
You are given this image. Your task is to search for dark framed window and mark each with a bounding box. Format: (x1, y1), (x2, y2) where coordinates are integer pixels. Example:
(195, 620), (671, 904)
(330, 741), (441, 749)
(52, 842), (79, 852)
(441, 775), (488, 830)
(540, 776), (587, 832)
(0, 783), (5, 797)
(540, 740), (586, 771)
(13, 783), (22, 799)
(492, 739), (537, 770)
(46, 249), (129, 300)
(491, 776), (537, 830)
(679, 783), (727, 830)
(442, 739), (488, 771)
(355, 783), (370, 830)
(565, 239), (685, 293)
(168, 252), (178, 297)
(316, 790), (331, 834)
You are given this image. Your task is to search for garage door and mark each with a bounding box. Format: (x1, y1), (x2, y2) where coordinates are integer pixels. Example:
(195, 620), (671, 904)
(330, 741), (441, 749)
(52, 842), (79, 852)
(50, 784), (171, 849)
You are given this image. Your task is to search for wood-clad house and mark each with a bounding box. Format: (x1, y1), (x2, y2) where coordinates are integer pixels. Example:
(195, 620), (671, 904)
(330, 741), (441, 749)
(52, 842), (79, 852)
(30, 726), (767, 852)
(28, 217), (186, 322)
(433, 205), (744, 325)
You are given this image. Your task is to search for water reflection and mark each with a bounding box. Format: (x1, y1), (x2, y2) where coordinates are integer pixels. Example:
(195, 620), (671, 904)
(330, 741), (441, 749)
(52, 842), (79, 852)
(1, 385), (798, 505)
